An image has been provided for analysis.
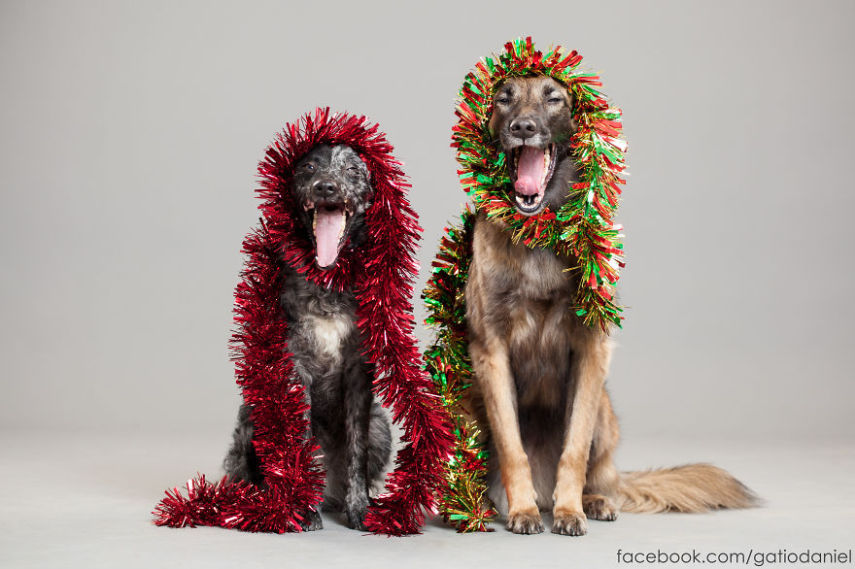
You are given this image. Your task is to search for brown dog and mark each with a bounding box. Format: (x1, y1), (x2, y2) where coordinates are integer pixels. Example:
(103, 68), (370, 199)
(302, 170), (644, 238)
(464, 75), (755, 536)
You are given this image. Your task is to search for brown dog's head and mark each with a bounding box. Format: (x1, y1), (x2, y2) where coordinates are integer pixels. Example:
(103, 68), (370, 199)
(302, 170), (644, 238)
(489, 75), (578, 216)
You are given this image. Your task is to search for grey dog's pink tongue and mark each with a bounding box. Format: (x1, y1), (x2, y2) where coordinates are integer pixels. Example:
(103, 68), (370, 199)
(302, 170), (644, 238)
(514, 146), (545, 196)
(314, 208), (346, 268)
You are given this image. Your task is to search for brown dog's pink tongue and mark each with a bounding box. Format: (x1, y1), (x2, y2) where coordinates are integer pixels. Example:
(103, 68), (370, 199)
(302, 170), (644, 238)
(514, 146), (545, 196)
(314, 208), (346, 268)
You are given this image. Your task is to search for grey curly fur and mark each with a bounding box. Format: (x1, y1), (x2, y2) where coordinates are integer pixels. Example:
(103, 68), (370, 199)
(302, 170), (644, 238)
(224, 144), (393, 531)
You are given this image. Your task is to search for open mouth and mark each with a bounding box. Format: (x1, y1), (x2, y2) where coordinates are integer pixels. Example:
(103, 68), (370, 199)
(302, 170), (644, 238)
(508, 143), (557, 214)
(303, 200), (351, 268)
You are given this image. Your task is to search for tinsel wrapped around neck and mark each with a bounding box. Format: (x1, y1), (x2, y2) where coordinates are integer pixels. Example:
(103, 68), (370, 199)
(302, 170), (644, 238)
(154, 108), (454, 536)
(453, 37), (627, 329)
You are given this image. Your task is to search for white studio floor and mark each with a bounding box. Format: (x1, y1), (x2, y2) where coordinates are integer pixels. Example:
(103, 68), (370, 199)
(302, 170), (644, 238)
(1, 430), (852, 569)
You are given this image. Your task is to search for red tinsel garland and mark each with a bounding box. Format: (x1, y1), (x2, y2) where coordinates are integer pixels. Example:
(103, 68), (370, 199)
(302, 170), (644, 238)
(153, 108), (454, 536)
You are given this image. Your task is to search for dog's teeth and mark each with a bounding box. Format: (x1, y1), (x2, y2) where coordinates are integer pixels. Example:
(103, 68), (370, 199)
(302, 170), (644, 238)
(515, 193), (541, 209)
(515, 190), (544, 211)
(542, 148), (550, 186)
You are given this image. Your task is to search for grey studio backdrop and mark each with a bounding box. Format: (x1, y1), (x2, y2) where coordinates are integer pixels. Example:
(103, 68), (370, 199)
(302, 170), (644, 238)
(1, 2), (854, 567)
(3, 1), (852, 440)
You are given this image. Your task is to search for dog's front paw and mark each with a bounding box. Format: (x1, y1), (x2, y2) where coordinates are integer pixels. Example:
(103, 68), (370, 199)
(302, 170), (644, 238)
(506, 507), (544, 534)
(299, 509), (323, 531)
(345, 506), (368, 531)
(344, 494), (369, 531)
(552, 509), (588, 536)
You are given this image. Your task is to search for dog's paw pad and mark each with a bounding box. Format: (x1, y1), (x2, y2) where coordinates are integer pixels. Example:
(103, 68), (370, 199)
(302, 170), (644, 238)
(506, 509), (544, 534)
(583, 495), (618, 522)
(552, 511), (588, 536)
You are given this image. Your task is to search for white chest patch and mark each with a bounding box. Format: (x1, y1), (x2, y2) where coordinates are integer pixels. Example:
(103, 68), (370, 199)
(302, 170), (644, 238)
(306, 313), (353, 362)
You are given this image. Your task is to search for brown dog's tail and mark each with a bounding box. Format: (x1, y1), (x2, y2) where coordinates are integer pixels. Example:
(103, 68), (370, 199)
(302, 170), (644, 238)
(616, 463), (757, 513)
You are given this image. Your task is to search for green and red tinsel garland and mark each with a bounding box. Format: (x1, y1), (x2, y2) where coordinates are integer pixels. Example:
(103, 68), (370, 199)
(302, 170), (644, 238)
(423, 209), (496, 532)
(424, 39), (628, 531)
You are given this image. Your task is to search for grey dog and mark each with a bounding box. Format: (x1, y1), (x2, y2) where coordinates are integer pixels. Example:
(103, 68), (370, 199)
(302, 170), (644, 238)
(223, 144), (392, 531)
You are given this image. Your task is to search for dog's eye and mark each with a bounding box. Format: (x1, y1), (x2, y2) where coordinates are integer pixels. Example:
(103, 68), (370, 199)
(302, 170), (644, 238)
(302, 163), (315, 172)
(346, 166), (361, 176)
(496, 96), (511, 105)
(547, 97), (562, 104)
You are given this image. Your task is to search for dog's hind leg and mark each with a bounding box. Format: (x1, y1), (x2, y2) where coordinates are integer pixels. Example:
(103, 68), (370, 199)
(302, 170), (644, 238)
(223, 405), (264, 485)
(552, 332), (613, 536)
(582, 387), (621, 521)
(470, 339), (543, 534)
(365, 400), (392, 491)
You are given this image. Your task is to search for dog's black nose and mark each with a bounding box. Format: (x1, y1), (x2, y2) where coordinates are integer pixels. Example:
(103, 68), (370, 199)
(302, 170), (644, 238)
(510, 117), (538, 138)
(312, 180), (338, 199)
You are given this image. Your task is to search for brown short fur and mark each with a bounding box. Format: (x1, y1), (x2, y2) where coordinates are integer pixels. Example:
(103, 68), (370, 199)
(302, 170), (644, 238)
(463, 76), (756, 536)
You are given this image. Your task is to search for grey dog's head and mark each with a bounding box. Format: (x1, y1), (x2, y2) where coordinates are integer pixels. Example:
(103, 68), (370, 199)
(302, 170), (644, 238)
(291, 144), (373, 269)
(488, 75), (579, 216)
